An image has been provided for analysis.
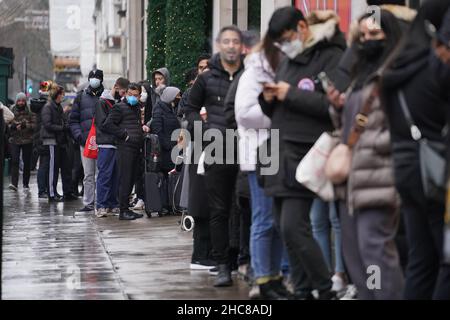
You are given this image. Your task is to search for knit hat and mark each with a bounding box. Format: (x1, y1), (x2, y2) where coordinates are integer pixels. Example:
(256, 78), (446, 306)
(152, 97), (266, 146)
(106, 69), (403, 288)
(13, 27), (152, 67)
(88, 69), (104, 82)
(160, 87), (181, 104)
(16, 92), (27, 102)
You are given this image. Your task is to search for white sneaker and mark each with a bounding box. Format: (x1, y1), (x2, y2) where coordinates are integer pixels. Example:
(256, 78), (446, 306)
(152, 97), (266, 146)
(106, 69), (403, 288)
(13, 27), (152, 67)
(96, 208), (109, 218)
(331, 274), (346, 292)
(107, 208), (120, 217)
(339, 284), (358, 300)
(8, 184), (18, 191)
(131, 199), (145, 211)
(249, 285), (261, 300)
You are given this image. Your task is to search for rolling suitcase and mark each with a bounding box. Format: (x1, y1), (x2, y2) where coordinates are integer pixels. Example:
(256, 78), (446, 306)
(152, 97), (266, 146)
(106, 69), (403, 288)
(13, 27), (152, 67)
(144, 134), (163, 217)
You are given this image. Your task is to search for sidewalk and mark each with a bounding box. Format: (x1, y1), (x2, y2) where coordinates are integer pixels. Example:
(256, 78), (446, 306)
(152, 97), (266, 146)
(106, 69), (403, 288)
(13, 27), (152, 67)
(1, 173), (249, 300)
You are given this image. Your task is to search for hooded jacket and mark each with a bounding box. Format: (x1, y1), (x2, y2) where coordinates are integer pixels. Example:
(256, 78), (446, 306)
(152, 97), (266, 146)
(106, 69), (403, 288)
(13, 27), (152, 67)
(95, 90), (118, 147)
(150, 67), (171, 108)
(259, 11), (346, 198)
(9, 103), (36, 145)
(151, 87), (181, 171)
(1, 102), (14, 124)
(235, 51), (274, 172)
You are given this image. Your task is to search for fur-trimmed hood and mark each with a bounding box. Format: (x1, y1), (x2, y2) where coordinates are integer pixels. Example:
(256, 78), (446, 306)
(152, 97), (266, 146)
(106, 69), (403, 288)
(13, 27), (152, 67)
(348, 5), (417, 45)
(304, 10), (342, 50)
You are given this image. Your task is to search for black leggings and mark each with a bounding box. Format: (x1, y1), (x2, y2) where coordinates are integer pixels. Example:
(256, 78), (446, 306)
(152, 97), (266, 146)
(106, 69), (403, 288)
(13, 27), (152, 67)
(10, 143), (32, 188)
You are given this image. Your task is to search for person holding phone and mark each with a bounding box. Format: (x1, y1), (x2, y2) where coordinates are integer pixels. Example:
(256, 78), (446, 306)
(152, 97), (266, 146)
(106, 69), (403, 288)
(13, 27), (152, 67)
(259, 7), (346, 300)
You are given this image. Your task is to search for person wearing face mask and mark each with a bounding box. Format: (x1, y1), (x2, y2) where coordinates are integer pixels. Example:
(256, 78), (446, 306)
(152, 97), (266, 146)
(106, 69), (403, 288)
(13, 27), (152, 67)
(327, 10), (405, 300)
(149, 87), (182, 175)
(69, 69), (105, 213)
(103, 83), (145, 221)
(8, 93), (36, 191)
(94, 77), (130, 218)
(41, 84), (75, 202)
(382, 0), (450, 300)
(259, 7), (345, 300)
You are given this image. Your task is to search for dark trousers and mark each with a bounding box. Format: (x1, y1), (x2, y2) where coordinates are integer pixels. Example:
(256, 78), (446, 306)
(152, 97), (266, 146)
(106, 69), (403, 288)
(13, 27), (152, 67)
(48, 145), (73, 197)
(37, 146), (49, 195)
(204, 164), (239, 265)
(273, 197), (332, 294)
(393, 155), (449, 300)
(340, 202), (404, 300)
(10, 143), (32, 188)
(70, 143), (83, 194)
(192, 217), (212, 263)
(134, 152), (145, 201)
(238, 196), (251, 266)
(96, 148), (119, 209)
(117, 146), (140, 212)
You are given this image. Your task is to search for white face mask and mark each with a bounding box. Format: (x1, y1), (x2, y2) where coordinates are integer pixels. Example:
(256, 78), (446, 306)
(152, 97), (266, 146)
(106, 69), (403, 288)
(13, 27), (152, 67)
(89, 78), (101, 89)
(280, 38), (304, 60)
(140, 91), (148, 103)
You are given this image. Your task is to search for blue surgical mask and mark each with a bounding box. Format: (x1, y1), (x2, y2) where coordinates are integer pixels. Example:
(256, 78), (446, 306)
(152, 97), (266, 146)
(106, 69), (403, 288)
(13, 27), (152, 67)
(89, 78), (101, 89)
(127, 96), (139, 106)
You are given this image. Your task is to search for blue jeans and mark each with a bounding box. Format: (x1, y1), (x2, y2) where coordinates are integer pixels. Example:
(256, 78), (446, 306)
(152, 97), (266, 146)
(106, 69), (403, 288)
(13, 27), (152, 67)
(248, 172), (285, 280)
(96, 148), (119, 209)
(310, 199), (345, 274)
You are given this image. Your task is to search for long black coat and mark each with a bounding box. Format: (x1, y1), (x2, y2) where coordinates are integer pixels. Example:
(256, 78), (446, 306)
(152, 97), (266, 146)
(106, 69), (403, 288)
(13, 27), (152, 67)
(259, 26), (346, 198)
(151, 101), (181, 171)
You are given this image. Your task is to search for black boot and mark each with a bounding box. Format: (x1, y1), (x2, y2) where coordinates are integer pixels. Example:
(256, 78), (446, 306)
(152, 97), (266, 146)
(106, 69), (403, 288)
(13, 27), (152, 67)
(214, 264), (232, 287)
(270, 279), (294, 299)
(259, 282), (288, 300)
(119, 210), (137, 221)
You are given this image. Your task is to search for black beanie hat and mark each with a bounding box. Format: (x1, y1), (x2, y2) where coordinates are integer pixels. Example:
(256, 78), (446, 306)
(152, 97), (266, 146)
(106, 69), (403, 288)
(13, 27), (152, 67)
(88, 69), (104, 82)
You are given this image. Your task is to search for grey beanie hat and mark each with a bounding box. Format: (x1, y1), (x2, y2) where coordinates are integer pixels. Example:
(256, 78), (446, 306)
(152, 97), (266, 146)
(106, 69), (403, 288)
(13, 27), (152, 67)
(16, 92), (27, 102)
(160, 87), (181, 104)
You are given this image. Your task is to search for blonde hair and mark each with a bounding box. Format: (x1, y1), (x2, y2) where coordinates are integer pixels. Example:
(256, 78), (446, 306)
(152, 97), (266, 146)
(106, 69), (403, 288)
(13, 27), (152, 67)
(48, 83), (64, 101)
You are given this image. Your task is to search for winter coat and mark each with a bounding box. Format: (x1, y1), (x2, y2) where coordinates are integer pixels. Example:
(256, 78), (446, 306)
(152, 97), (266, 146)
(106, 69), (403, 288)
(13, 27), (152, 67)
(224, 68), (244, 130)
(151, 101), (181, 171)
(95, 90), (118, 146)
(69, 86), (103, 146)
(103, 98), (144, 150)
(9, 104), (36, 145)
(30, 95), (48, 148)
(235, 51), (274, 172)
(259, 11), (346, 198)
(40, 100), (68, 145)
(332, 81), (400, 214)
(186, 53), (244, 134)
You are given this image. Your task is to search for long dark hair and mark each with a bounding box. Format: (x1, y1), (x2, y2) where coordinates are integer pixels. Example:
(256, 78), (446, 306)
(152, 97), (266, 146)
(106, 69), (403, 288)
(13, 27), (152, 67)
(261, 33), (281, 72)
(352, 9), (403, 86)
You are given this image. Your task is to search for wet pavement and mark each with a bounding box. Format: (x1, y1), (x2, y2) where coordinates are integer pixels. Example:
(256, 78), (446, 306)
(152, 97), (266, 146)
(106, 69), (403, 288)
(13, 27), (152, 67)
(1, 173), (250, 300)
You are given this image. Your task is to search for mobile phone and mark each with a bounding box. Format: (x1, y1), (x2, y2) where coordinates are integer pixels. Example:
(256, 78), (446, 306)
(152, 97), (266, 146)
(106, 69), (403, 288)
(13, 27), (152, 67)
(318, 72), (334, 92)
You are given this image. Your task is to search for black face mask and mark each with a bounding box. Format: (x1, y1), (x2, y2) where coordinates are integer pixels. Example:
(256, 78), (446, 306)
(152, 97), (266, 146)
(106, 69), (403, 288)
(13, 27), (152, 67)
(114, 91), (122, 101)
(358, 40), (386, 60)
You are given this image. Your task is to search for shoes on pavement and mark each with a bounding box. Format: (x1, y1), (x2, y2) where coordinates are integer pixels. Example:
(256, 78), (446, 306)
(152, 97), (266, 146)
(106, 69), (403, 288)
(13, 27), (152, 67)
(96, 208), (109, 218)
(8, 184), (18, 191)
(190, 260), (216, 271)
(39, 192), (49, 199)
(214, 264), (233, 287)
(119, 210), (137, 221)
(76, 205), (94, 213)
(107, 208), (120, 216)
(63, 194), (78, 202)
(259, 282), (289, 300)
(131, 199), (145, 211)
(49, 196), (64, 203)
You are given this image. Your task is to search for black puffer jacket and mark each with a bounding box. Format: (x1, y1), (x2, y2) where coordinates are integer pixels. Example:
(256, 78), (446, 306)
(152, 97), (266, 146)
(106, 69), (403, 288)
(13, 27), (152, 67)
(40, 100), (68, 145)
(259, 13), (346, 198)
(185, 53), (244, 134)
(30, 94), (48, 148)
(103, 98), (143, 150)
(95, 90), (118, 146)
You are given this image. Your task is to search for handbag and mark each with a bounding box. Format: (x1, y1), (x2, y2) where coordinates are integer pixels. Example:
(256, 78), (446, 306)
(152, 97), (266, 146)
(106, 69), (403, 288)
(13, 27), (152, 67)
(397, 90), (447, 203)
(325, 83), (379, 184)
(83, 119), (98, 159)
(296, 132), (339, 201)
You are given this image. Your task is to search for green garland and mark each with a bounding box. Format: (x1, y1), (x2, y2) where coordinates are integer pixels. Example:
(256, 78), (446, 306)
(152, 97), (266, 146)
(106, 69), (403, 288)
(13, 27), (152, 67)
(165, 0), (206, 90)
(146, 0), (167, 80)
